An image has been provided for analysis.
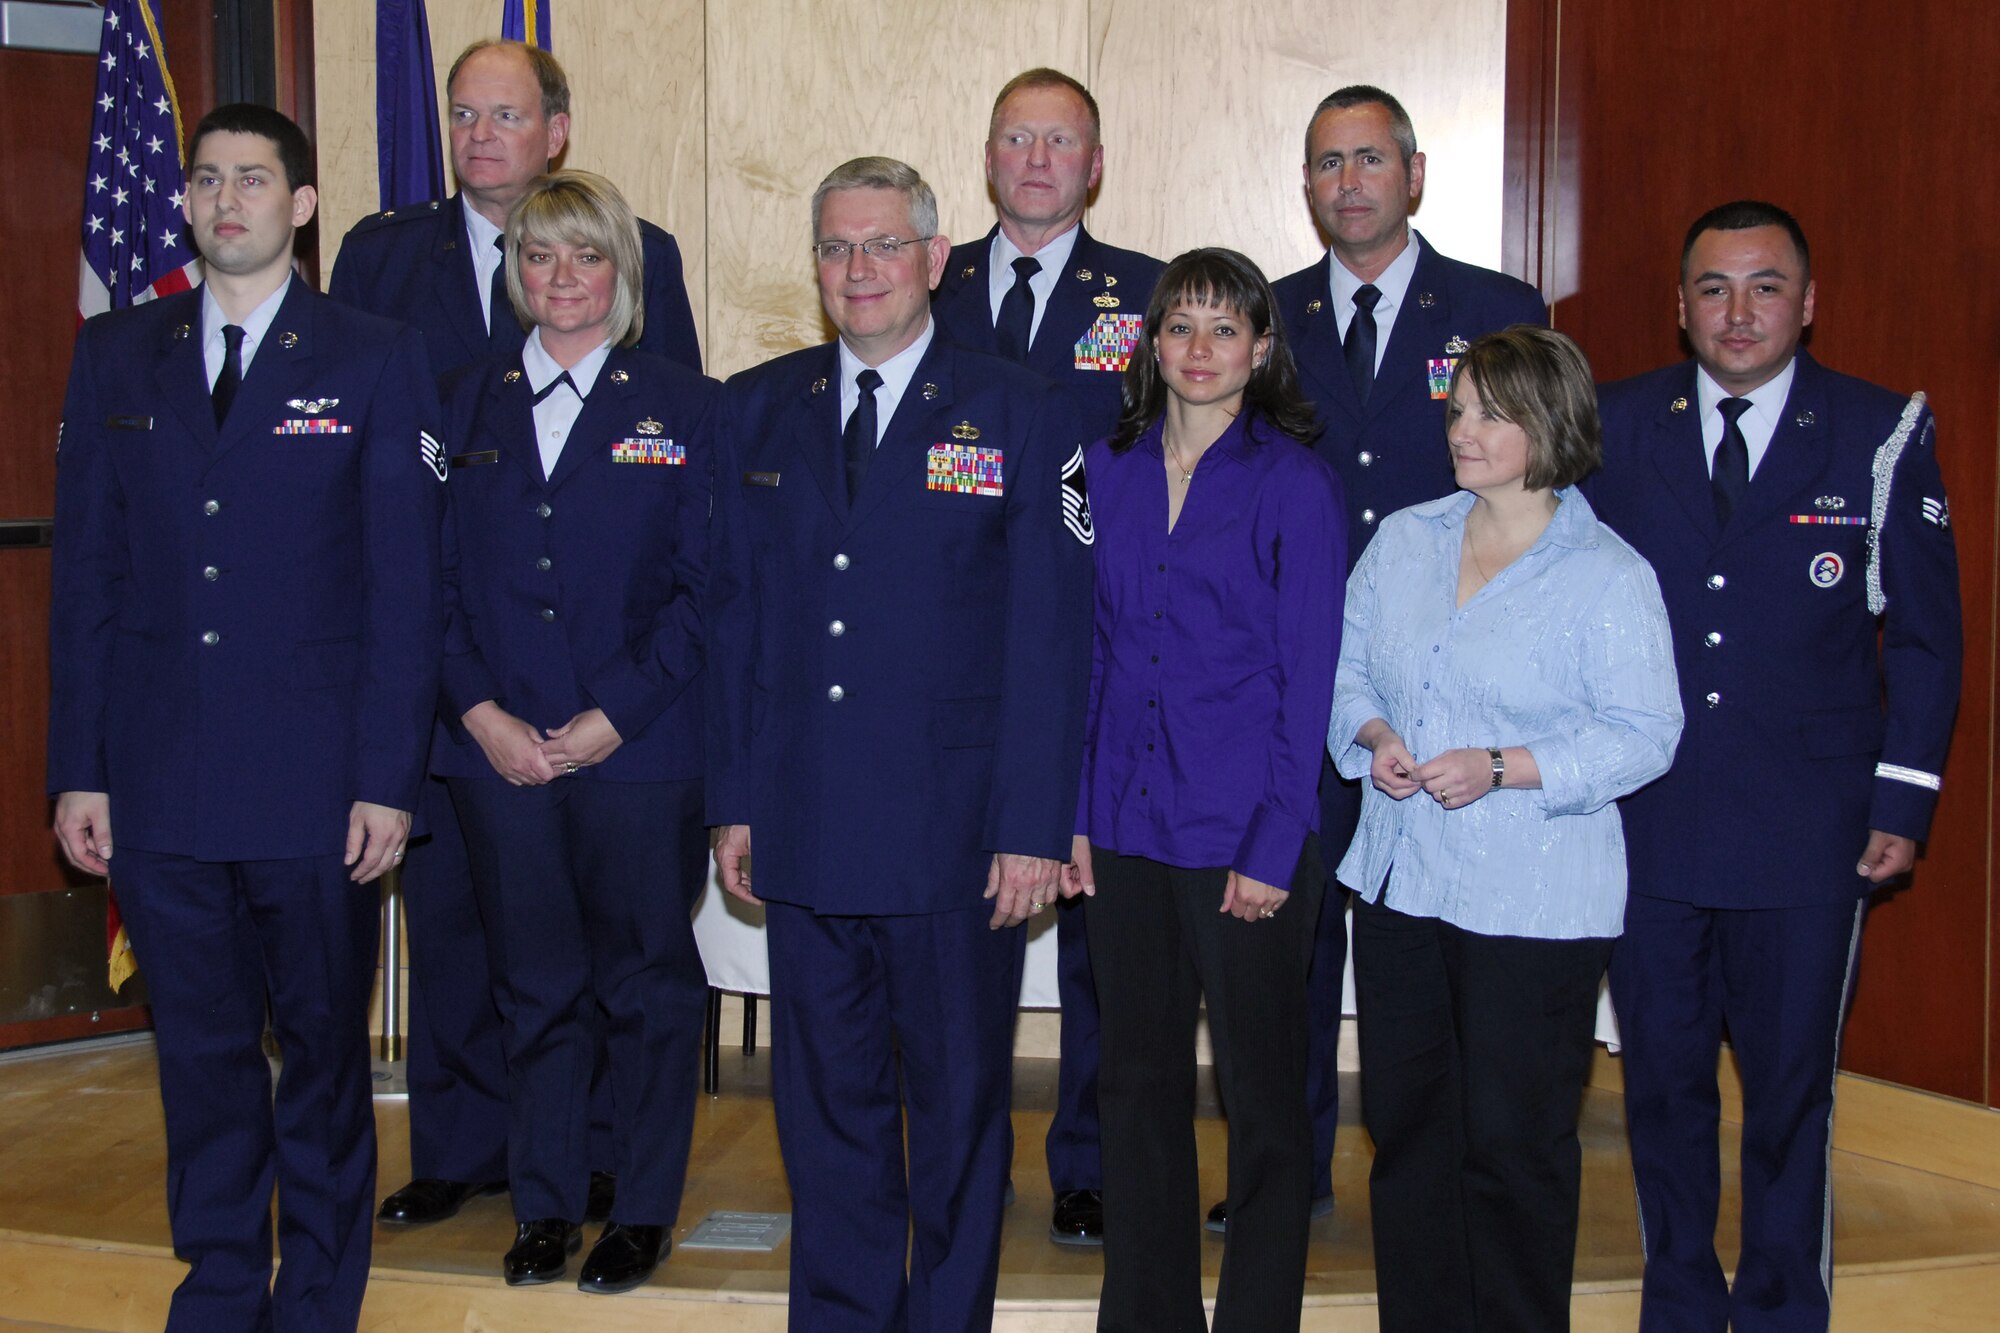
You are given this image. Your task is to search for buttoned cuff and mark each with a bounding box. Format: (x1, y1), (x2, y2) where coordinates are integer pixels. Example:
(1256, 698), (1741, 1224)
(1234, 801), (1311, 890)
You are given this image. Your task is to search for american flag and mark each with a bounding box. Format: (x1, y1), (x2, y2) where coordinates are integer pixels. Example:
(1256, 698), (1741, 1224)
(77, 0), (198, 320)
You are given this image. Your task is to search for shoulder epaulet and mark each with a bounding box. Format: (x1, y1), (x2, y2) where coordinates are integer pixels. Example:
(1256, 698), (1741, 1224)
(345, 199), (445, 236)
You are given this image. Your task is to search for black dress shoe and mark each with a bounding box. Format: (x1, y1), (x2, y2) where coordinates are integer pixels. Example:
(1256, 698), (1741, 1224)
(1204, 1193), (1335, 1234)
(577, 1222), (670, 1295)
(1048, 1188), (1104, 1246)
(586, 1170), (617, 1224)
(503, 1218), (582, 1285)
(376, 1177), (505, 1226)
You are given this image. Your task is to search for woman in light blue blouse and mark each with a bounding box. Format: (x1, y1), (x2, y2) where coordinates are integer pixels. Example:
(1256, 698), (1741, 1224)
(1329, 325), (1681, 1333)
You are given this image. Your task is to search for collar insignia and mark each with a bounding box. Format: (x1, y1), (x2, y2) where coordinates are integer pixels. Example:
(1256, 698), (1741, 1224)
(609, 369), (630, 385)
(951, 420), (981, 441)
(1306, 299), (1323, 315)
(287, 398), (339, 414)
(921, 382), (939, 400)
(1669, 396), (1688, 413)
(1417, 292), (1436, 307)
(279, 331), (299, 349)
(504, 369), (522, 383)
(960, 265), (977, 279)
(1075, 268), (1093, 282)
(636, 417), (664, 436)
(1795, 409), (1816, 427)
(172, 323), (190, 340)
(811, 377), (828, 394)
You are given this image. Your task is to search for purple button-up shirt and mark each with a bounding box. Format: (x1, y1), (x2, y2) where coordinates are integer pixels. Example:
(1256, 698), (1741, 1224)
(1078, 413), (1347, 885)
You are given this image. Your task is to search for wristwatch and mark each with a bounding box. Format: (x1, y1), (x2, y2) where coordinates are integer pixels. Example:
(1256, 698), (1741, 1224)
(1488, 747), (1505, 789)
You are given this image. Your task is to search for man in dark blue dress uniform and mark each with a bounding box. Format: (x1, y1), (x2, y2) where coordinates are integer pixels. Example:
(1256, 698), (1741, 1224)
(327, 38), (704, 1229)
(930, 66), (1163, 1249)
(1248, 85), (1547, 1230)
(1591, 201), (1961, 1333)
(708, 157), (1093, 1332)
(49, 104), (444, 1332)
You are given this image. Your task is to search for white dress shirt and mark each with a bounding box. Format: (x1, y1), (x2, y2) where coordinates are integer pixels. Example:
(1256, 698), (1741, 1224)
(988, 224), (1080, 349)
(201, 277), (292, 389)
(1327, 229), (1423, 375)
(464, 203), (506, 333)
(522, 327), (612, 479)
(837, 318), (936, 445)
(1696, 358), (1796, 479)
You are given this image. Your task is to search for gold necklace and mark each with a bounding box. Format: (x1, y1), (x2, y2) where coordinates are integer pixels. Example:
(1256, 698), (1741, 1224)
(1165, 437), (1197, 485)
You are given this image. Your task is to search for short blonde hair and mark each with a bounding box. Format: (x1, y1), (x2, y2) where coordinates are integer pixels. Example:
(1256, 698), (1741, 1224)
(503, 170), (645, 346)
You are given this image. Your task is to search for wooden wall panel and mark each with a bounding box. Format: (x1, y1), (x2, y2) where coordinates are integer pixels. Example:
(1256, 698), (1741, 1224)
(703, 0), (1089, 375)
(1507, 0), (2000, 1103)
(315, 0), (707, 351)
(1088, 0), (1508, 290)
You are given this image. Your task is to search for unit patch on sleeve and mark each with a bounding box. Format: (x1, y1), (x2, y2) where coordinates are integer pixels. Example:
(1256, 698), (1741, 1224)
(926, 443), (1004, 496)
(1074, 312), (1145, 373)
(1061, 445), (1094, 546)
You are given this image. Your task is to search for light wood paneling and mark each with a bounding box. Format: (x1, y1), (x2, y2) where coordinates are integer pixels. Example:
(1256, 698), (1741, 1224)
(1088, 0), (1509, 288)
(703, 0), (1089, 375)
(314, 1), (706, 355)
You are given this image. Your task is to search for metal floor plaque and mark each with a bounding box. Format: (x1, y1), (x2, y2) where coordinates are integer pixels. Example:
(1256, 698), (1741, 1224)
(680, 1210), (792, 1251)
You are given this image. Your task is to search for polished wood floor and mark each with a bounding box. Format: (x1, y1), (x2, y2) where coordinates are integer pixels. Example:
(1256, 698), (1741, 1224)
(3, 1034), (1998, 1330)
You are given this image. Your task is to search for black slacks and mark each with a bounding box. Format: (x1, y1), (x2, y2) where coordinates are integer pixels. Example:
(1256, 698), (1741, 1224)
(1086, 838), (1324, 1333)
(1353, 893), (1613, 1333)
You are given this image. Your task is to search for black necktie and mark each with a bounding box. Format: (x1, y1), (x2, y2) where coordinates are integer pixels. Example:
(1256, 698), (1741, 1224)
(532, 371), (580, 406)
(1713, 396), (1753, 526)
(843, 368), (883, 503)
(995, 256), (1042, 362)
(211, 323), (245, 426)
(487, 234), (512, 349)
(1344, 284), (1381, 404)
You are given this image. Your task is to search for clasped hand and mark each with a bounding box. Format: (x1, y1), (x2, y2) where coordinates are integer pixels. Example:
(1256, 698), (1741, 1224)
(463, 701), (622, 785)
(1360, 720), (1493, 810)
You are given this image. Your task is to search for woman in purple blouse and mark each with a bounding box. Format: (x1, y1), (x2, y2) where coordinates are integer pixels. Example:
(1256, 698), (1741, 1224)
(1060, 248), (1347, 1332)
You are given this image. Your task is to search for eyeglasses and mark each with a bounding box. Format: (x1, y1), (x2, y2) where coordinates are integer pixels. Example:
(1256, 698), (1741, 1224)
(812, 236), (932, 264)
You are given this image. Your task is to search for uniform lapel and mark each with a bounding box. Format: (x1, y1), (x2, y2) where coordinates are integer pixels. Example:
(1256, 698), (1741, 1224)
(1369, 235), (1446, 415)
(1290, 254), (1362, 426)
(849, 339), (952, 530)
(435, 195), (492, 368)
(1727, 353), (1828, 538)
(933, 229), (1000, 354)
(484, 359), (544, 486)
(1646, 363), (1721, 541)
(150, 289), (217, 448)
(1026, 227), (1104, 380)
(546, 349), (637, 492)
(206, 279), (317, 470)
(785, 345), (847, 518)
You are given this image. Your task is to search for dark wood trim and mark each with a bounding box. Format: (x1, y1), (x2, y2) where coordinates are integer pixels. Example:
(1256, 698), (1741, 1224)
(0, 1007), (152, 1052)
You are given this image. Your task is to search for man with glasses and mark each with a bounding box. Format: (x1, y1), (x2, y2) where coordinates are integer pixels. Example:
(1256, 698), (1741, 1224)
(932, 68), (1162, 1248)
(707, 157), (1093, 1331)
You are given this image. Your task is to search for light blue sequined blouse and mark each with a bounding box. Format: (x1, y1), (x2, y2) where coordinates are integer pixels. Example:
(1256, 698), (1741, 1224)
(1329, 488), (1683, 939)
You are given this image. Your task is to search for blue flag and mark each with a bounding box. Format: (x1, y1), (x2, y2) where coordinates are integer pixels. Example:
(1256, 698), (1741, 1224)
(376, 0), (445, 209)
(501, 0), (552, 49)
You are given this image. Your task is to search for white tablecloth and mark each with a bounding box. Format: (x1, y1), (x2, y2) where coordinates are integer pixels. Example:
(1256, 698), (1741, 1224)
(692, 871), (1620, 1044)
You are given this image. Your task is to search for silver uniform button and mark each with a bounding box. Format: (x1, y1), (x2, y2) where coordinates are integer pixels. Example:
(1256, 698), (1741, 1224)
(1707, 574), (1726, 590)
(1361, 508), (1377, 525)
(535, 503), (553, 519)
(827, 685), (845, 702)
(832, 553), (850, 571)
(203, 565), (219, 581)
(1357, 451), (1373, 467)
(536, 557), (552, 571)
(203, 499), (221, 515)
(829, 620), (845, 637)
(1704, 631), (1723, 646)
(540, 607), (556, 622)
(201, 630), (219, 645)
(1705, 691), (1721, 708)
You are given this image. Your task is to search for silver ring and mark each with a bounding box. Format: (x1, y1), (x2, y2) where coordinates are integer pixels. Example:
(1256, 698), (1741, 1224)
(1259, 908), (1274, 918)
(1028, 900), (1045, 913)
(392, 851), (404, 862)
(564, 761), (579, 775)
